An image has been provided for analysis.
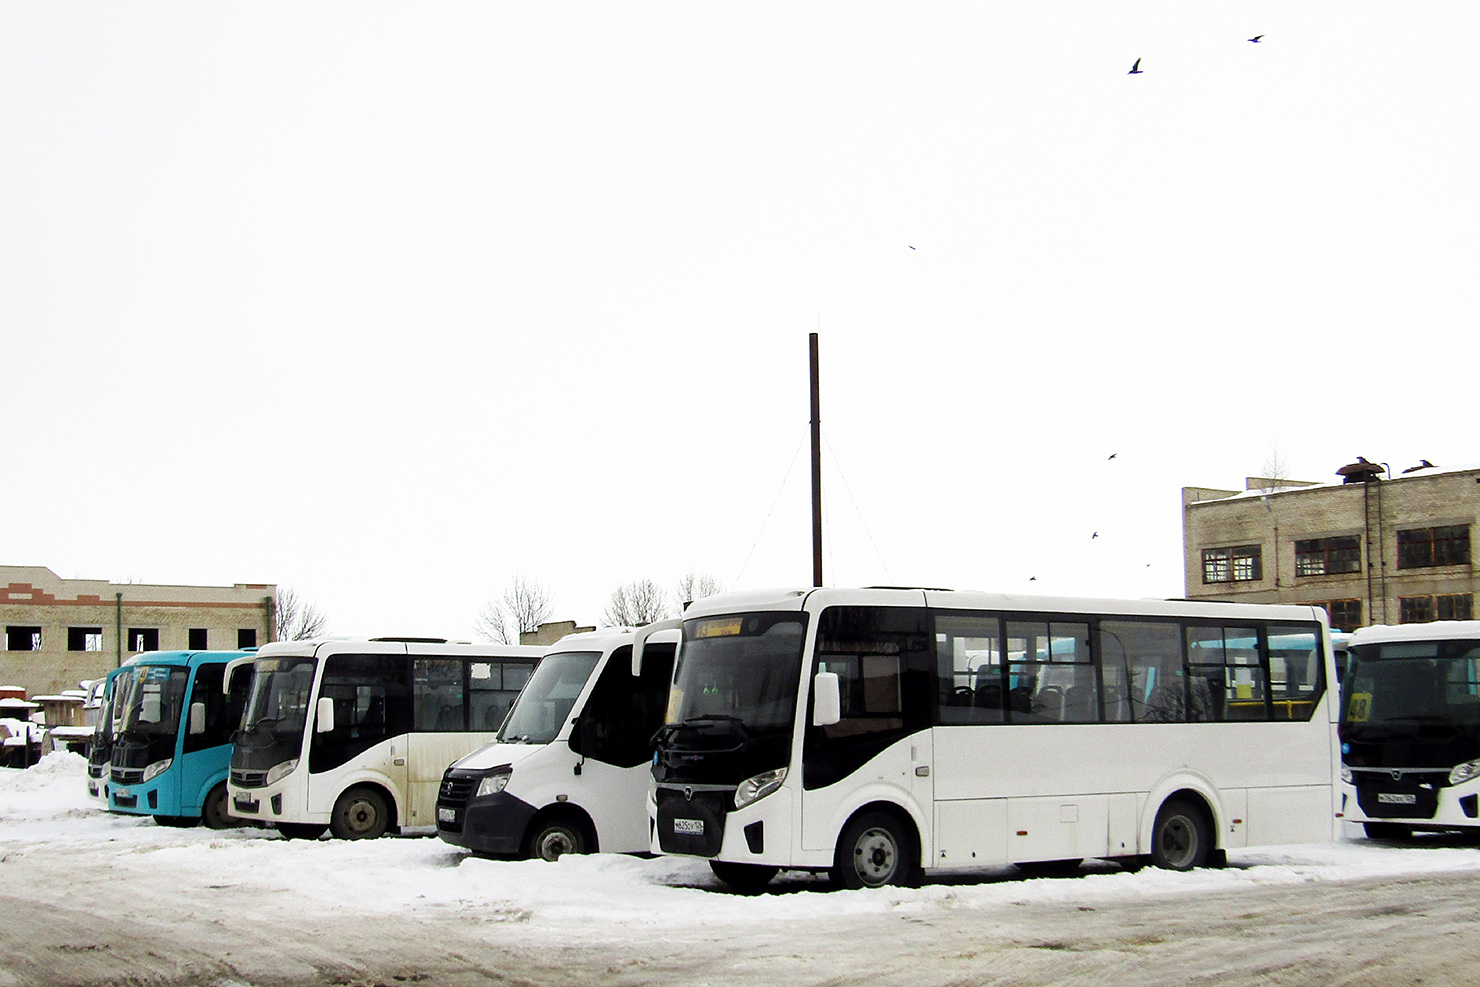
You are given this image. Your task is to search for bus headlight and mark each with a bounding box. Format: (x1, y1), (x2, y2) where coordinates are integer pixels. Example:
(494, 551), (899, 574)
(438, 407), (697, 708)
(265, 759), (299, 786)
(476, 767), (513, 798)
(734, 767), (787, 810)
(142, 759), (173, 782)
(1340, 764), (1352, 784)
(1449, 759), (1480, 786)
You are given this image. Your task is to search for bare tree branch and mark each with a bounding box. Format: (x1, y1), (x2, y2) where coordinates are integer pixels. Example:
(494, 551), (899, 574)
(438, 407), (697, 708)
(274, 587), (329, 642)
(476, 576), (553, 644)
(603, 579), (672, 627)
(674, 571), (723, 612)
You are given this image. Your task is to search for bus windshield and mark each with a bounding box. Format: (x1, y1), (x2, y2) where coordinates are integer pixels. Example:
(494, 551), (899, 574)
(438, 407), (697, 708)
(116, 666), (190, 739)
(498, 651), (601, 744)
(240, 657), (318, 738)
(669, 613), (807, 736)
(1343, 640), (1480, 728)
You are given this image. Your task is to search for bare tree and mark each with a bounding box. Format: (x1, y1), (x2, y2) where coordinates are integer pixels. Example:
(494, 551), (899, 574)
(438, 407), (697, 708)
(674, 571), (723, 612)
(274, 587), (328, 642)
(603, 579), (672, 627)
(476, 576), (553, 645)
(1259, 446), (1294, 491)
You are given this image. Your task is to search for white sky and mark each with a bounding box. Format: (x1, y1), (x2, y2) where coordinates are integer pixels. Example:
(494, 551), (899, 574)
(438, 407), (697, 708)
(4, 4), (1477, 640)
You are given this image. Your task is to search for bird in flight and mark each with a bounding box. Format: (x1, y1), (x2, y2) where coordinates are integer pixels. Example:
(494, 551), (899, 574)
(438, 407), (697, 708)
(1248, 35), (1263, 43)
(908, 246), (915, 250)
(1092, 532), (1099, 539)
(1107, 453), (1118, 460)
(1128, 58), (1143, 74)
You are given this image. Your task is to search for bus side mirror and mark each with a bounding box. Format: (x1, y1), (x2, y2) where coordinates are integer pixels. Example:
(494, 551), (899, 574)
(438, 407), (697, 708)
(315, 696), (335, 734)
(188, 702), (206, 736)
(812, 671), (841, 727)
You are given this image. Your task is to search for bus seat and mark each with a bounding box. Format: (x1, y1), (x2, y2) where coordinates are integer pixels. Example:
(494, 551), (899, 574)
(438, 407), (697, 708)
(974, 681), (1003, 713)
(1062, 685), (1093, 722)
(1036, 685), (1063, 721)
(435, 705), (462, 731)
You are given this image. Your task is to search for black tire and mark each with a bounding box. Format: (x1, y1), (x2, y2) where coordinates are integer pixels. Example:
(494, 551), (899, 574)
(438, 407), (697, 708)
(153, 815), (199, 828)
(525, 817), (587, 861)
(201, 783), (236, 830)
(1363, 822), (1412, 841)
(709, 860), (779, 894)
(831, 810), (917, 890)
(329, 787), (391, 840)
(1015, 858), (1084, 878)
(1150, 797), (1211, 871)
(276, 822), (328, 840)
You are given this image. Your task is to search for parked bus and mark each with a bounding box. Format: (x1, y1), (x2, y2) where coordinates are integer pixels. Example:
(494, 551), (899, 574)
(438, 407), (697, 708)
(108, 650), (254, 827)
(227, 638), (544, 839)
(86, 662), (138, 803)
(436, 628), (678, 859)
(1339, 620), (1480, 839)
(635, 587), (1339, 891)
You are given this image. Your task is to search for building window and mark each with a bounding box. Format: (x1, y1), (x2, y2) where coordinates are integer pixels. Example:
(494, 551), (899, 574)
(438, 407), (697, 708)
(67, 628), (104, 652)
(1295, 536), (1361, 577)
(189, 628), (209, 650)
(128, 628), (160, 652)
(1202, 545), (1263, 584)
(238, 628), (258, 648)
(1438, 594), (1474, 620)
(1318, 600), (1362, 633)
(4, 627), (41, 651)
(1396, 596), (1472, 623)
(1397, 525), (1470, 569)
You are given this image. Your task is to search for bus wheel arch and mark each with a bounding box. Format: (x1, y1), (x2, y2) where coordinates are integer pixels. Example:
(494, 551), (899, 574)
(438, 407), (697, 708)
(329, 783), (397, 840)
(831, 802), (921, 890)
(523, 805), (597, 861)
(1149, 790), (1216, 871)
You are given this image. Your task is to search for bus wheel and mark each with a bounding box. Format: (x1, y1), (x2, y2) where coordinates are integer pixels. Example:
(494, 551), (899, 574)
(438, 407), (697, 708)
(1363, 822), (1412, 841)
(202, 783), (236, 830)
(710, 861), (778, 894)
(154, 815), (199, 828)
(1150, 797), (1210, 871)
(832, 811), (917, 890)
(277, 823), (327, 840)
(526, 818), (586, 861)
(330, 787), (391, 840)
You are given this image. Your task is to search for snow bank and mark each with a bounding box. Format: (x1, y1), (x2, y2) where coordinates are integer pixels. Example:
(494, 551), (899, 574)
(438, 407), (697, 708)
(4, 759), (1480, 933)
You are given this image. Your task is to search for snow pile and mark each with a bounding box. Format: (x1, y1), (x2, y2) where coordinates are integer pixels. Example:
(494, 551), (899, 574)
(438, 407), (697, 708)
(4, 759), (1480, 932)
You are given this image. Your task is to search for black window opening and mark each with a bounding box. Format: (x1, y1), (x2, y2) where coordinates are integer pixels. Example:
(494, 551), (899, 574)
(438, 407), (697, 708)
(1320, 600), (1363, 633)
(1397, 526), (1471, 570)
(188, 628), (208, 650)
(5, 627), (41, 652)
(1400, 594), (1474, 624)
(1202, 545), (1263, 584)
(237, 628), (258, 649)
(128, 628), (159, 653)
(68, 627), (104, 652)
(1295, 536), (1361, 577)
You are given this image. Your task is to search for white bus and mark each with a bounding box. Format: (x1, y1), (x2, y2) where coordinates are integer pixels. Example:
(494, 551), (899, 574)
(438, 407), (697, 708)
(635, 587), (1339, 891)
(435, 627), (678, 859)
(226, 638), (544, 839)
(1339, 620), (1480, 839)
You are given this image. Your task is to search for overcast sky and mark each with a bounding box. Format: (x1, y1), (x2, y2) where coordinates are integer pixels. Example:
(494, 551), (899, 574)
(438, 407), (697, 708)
(5, 3), (1476, 641)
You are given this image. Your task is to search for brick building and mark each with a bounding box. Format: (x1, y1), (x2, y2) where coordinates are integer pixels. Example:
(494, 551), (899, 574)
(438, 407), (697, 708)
(0, 566), (277, 696)
(1182, 460), (1480, 631)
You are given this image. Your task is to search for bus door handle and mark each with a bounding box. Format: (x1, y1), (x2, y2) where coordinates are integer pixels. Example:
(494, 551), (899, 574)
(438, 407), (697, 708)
(391, 742), (406, 767)
(394, 757), (407, 766)
(915, 766), (930, 777)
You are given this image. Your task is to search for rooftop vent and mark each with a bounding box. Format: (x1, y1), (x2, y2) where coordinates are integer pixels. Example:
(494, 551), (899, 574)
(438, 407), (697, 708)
(1336, 457), (1385, 484)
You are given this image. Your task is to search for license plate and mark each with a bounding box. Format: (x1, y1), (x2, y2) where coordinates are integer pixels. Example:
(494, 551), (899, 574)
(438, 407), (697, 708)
(1378, 792), (1417, 805)
(115, 787), (130, 799)
(673, 818), (704, 835)
(438, 807), (456, 823)
(87, 783), (98, 796)
(233, 797), (259, 813)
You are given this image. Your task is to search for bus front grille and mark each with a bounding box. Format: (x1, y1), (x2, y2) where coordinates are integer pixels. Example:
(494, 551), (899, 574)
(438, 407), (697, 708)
(231, 769), (269, 789)
(111, 768), (143, 785)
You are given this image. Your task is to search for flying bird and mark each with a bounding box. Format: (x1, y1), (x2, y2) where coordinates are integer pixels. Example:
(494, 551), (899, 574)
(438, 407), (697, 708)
(1092, 532), (1099, 539)
(1107, 453), (1118, 460)
(1248, 35), (1263, 43)
(1029, 576), (1037, 581)
(908, 246), (916, 250)
(1128, 58), (1143, 75)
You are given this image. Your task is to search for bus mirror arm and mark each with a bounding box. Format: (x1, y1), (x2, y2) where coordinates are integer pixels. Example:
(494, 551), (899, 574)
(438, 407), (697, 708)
(632, 618), (684, 675)
(813, 671), (841, 727)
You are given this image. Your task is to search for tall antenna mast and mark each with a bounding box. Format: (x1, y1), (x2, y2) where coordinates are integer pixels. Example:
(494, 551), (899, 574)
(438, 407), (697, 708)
(810, 332), (823, 587)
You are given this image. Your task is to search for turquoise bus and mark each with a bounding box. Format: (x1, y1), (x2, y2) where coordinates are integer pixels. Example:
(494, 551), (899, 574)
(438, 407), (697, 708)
(109, 650), (253, 827)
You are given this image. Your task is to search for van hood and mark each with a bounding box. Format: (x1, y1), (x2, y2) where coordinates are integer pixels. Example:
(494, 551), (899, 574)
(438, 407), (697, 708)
(451, 741), (549, 772)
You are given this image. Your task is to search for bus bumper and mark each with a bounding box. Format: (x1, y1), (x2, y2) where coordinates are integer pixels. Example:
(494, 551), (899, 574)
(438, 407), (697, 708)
(436, 791), (538, 857)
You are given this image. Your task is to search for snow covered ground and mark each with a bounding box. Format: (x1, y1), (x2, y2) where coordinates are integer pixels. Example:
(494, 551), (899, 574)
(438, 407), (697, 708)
(6, 753), (1480, 986)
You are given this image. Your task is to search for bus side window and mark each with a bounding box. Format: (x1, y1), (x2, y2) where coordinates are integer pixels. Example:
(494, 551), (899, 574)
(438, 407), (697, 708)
(1268, 626), (1323, 721)
(413, 658), (465, 731)
(934, 613), (1004, 724)
(1101, 621), (1183, 723)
